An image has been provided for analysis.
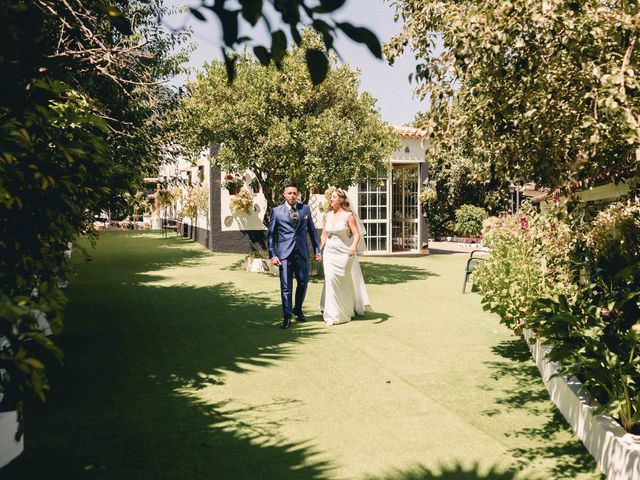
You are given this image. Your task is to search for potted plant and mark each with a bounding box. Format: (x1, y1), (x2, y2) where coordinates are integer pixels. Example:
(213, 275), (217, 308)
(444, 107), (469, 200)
(248, 177), (260, 193)
(245, 248), (271, 273)
(229, 187), (254, 215)
(221, 173), (245, 195)
(0, 293), (63, 467)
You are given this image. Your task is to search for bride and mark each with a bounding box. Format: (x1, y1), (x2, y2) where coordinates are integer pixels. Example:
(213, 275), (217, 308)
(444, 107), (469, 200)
(320, 188), (369, 325)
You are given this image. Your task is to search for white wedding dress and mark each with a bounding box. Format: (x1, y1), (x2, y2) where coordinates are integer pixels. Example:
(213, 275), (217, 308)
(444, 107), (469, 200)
(320, 210), (370, 325)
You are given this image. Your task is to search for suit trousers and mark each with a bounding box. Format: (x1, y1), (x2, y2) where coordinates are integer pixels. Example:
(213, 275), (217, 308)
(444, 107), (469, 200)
(279, 246), (309, 319)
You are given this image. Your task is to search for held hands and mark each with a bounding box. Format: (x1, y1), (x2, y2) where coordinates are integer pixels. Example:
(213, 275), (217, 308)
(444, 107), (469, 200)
(272, 257), (281, 266)
(315, 253), (322, 261)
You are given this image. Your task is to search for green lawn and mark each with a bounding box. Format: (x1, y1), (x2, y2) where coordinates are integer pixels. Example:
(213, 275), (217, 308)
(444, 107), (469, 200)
(4, 231), (602, 479)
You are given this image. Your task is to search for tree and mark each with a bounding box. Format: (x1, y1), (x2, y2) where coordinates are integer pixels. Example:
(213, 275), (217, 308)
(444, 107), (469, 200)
(177, 32), (399, 225)
(0, 0), (188, 409)
(387, 0), (640, 188)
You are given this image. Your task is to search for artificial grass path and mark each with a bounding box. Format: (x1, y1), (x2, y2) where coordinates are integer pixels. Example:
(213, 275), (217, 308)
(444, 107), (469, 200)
(4, 231), (603, 480)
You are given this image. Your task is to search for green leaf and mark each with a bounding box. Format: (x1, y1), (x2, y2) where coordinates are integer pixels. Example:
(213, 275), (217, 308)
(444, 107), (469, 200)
(336, 23), (382, 58)
(214, 8), (239, 47)
(305, 48), (329, 85)
(239, 0), (262, 26)
(222, 48), (236, 83)
(253, 46), (270, 66)
(189, 8), (207, 22)
(99, 4), (132, 36)
(314, 0), (346, 13)
(271, 30), (287, 65)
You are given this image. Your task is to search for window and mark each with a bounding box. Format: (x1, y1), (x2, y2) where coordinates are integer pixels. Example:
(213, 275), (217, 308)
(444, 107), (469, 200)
(358, 176), (389, 252)
(198, 165), (204, 183)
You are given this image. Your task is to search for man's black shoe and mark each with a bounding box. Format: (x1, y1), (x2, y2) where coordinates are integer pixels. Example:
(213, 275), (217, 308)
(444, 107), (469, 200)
(296, 313), (307, 322)
(280, 317), (291, 329)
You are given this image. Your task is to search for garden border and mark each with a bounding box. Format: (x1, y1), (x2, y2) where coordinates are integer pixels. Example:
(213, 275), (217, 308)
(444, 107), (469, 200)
(524, 329), (640, 479)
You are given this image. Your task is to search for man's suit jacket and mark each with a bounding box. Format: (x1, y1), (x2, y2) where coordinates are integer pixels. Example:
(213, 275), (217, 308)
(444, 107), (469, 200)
(267, 203), (320, 260)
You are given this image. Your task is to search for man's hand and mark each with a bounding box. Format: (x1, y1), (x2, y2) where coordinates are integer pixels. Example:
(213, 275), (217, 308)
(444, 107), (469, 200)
(272, 257), (281, 266)
(315, 253), (322, 261)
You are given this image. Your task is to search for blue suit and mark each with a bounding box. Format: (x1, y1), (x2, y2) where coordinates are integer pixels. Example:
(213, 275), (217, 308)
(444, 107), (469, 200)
(268, 203), (320, 320)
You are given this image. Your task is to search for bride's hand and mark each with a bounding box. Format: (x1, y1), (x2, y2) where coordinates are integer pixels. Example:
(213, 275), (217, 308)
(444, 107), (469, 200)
(347, 246), (355, 256)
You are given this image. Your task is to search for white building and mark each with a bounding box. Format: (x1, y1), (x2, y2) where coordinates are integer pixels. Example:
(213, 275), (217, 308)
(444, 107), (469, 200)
(160, 126), (431, 254)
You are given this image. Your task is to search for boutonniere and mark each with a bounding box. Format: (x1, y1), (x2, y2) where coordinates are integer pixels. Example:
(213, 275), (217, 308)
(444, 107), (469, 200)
(304, 214), (309, 219)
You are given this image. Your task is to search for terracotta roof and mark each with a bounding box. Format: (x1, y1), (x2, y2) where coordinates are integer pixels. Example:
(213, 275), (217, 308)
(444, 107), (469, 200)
(393, 125), (427, 139)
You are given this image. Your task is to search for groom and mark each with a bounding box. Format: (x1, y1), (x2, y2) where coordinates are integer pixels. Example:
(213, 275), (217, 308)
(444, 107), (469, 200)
(268, 183), (321, 329)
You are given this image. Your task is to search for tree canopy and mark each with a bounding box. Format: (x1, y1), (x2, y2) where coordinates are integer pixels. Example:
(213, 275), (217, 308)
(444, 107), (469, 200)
(387, 0), (640, 188)
(177, 32), (398, 220)
(0, 0), (188, 406)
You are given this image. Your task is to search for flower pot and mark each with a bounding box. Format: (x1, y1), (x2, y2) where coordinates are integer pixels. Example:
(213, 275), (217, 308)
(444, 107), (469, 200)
(228, 187), (239, 195)
(245, 256), (269, 273)
(251, 185), (260, 193)
(0, 410), (24, 468)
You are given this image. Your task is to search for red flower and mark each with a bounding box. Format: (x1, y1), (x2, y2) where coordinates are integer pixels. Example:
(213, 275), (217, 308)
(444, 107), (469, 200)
(519, 216), (529, 230)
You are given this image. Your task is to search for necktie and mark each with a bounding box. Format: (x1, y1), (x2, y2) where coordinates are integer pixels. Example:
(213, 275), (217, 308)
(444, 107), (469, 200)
(289, 205), (299, 228)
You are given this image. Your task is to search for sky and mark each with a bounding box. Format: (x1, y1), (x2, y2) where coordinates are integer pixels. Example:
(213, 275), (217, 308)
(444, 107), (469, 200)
(163, 0), (427, 126)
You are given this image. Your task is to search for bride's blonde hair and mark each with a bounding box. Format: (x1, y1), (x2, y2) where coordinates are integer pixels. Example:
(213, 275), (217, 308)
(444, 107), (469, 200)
(324, 187), (352, 212)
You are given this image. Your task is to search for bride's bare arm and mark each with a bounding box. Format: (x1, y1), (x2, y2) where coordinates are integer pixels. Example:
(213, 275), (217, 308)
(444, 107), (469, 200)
(347, 214), (360, 256)
(320, 212), (328, 251)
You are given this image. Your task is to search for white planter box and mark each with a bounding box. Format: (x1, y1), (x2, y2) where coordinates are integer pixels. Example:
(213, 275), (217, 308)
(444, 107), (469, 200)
(0, 411), (23, 468)
(524, 329), (640, 479)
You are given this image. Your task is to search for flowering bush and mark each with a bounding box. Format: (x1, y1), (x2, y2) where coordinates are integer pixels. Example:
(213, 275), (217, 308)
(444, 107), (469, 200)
(221, 173), (245, 191)
(529, 200), (640, 433)
(477, 199), (640, 433)
(584, 201), (640, 277)
(229, 187), (254, 215)
(474, 204), (576, 332)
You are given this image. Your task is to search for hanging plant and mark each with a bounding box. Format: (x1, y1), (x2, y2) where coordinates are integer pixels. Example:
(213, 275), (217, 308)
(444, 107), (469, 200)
(229, 187), (254, 215)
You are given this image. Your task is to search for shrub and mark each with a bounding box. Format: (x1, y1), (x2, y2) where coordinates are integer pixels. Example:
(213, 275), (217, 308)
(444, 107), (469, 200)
(529, 200), (640, 432)
(453, 204), (487, 238)
(474, 205), (576, 332)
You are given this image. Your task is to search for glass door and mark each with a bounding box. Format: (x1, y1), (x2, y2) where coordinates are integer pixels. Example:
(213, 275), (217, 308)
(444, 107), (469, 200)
(391, 165), (419, 251)
(358, 176), (389, 252)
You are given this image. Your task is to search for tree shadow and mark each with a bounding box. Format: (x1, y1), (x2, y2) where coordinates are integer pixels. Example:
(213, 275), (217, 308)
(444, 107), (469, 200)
(3, 232), (334, 479)
(365, 461), (518, 479)
(358, 261), (438, 285)
(481, 339), (602, 479)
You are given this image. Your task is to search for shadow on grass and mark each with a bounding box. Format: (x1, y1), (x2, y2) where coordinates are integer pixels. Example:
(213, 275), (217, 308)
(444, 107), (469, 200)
(3, 232), (333, 479)
(481, 339), (602, 479)
(358, 261), (437, 285)
(366, 462), (518, 479)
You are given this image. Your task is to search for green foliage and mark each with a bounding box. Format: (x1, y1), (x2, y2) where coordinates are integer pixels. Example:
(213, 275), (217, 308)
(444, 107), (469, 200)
(453, 205), (488, 238)
(388, 0), (639, 187)
(0, 0), (188, 407)
(418, 186), (437, 204)
(177, 31), (398, 225)
(477, 200), (640, 432)
(529, 201), (640, 432)
(180, 0), (382, 84)
(474, 205), (576, 332)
